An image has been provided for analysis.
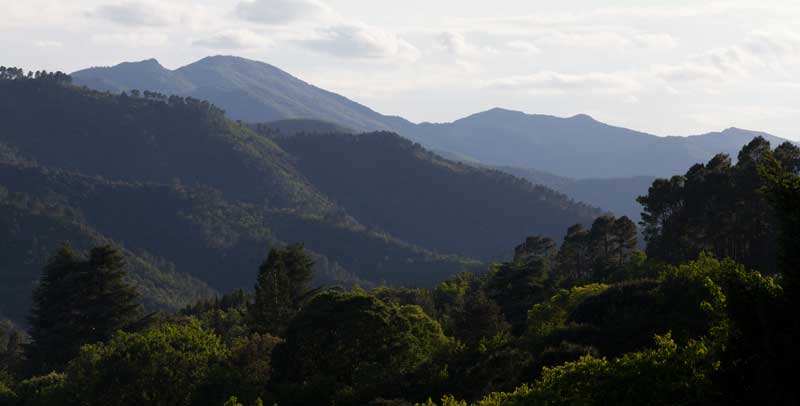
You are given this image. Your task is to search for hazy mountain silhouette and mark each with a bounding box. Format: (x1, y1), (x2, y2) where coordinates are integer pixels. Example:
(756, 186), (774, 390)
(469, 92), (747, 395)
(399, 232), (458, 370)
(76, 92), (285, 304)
(73, 56), (794, 180)
(73, 56), (413, 133)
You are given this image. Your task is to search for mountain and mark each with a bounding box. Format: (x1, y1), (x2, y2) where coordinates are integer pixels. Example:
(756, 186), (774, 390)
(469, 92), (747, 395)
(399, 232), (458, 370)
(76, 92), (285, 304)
(409, 108), (795, 179)
(72, 56), (412, 133)
(0, 148), (215, 324)
(494, 165), (655, 221)
(269, 131), (601, 257)
(0, 73), (601, 324)
(72, 56), (795, 181)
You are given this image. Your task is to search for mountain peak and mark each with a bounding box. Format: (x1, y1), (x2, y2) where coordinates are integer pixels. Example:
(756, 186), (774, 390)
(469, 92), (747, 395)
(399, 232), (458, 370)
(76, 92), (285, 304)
(569, 113), (596, 122)
(193, 55), (249, 64)
(721, 127), (760, 135)
(485, 107), (524, 115)
(185, 55), (279, 70)
(120, 58), (165, 70)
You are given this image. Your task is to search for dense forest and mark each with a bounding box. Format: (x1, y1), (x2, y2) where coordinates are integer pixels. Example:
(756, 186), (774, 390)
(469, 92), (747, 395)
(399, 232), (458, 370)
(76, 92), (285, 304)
(1, 68), (799, 405)
(0, 68), (605, 327)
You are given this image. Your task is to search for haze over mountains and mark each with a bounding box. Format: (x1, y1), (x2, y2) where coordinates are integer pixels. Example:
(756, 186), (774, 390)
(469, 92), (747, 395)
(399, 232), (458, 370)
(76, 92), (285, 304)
(73, 55), (794, 181)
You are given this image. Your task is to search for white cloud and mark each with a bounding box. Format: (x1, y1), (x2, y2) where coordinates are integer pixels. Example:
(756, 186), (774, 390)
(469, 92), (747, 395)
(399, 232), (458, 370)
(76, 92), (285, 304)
(193, 29), (269, 50)
(33, 40), (63, 48)
(507, 40), (541, 54)
(437, 31), (480, 57)
(300, 23), (420, 62)
(654, 31), (800, 83)
(235, 0), (331, 25)
(530, 29), (677, 51)
(484, 71), (641, 95)
(631, 33), (678, 49)
(89, 1), (172, 27)
(90, 32), (168, 48)
(652, 63), (728, 83)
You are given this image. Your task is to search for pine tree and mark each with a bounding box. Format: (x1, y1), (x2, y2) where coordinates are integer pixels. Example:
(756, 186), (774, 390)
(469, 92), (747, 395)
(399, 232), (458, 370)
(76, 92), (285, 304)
(250, 244), (315, 335)
(27, 244), (83, 371)
(78, 246), (141, 344)
(280, 243), (314, 302)
(611, 216), (638, 266)
(27, 244), (140, 372)
(250, 249), (293, 336)
(556, 224), (591, 280)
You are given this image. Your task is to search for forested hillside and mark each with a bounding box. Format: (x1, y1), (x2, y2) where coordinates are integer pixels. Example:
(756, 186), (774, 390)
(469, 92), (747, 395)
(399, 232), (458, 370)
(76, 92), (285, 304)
(272, 131), (600, 257)
(2, 68), (799, 406)
(0, 69), (600, 327)
(3, 135), (798, 405)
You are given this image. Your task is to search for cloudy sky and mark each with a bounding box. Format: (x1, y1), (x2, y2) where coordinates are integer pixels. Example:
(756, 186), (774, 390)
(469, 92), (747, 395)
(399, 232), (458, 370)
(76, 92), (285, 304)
(3, 0), (800, 139)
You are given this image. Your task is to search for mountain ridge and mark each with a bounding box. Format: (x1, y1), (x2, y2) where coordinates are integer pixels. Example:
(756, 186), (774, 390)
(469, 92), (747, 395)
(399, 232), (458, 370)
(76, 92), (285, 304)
(72, 55), (796, 180)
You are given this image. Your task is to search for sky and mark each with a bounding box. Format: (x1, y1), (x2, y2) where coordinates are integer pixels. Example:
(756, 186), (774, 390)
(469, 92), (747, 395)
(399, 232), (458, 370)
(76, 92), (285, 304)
(3, 0), (800, 139)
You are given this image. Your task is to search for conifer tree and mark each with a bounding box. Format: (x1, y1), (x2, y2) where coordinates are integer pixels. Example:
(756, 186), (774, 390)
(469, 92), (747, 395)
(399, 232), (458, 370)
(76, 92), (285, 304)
(27, 244), (83, 371)
(78, 246), (141, 344)
(250, 244), (314, 335)
(251, 249), (293, 336)
(27, 244), (140, 372)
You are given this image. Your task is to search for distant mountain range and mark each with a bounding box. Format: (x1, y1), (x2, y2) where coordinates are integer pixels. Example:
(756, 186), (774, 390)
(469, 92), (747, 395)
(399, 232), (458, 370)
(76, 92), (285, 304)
(71, 55), (796, 220)
(0, 75), (600, 324)
(72, 56), (411, 133)
(72, 56), (795, 179)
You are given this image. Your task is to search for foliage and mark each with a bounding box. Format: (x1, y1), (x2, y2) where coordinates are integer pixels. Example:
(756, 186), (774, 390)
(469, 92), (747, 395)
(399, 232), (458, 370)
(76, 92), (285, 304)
(759, 153), (800, 297)
(0, 380), (15, 406)
(471, 334), (719, 406)
(0, 321), (24, 375)
(66, 321), (229, 406)
(485, 256), (553, 334)
(638, 137), (800, 274)
(26, 245), (141, 372)
(224, 333), (282, 404)
(13, 372), (68, 406)
(554, 215), (639, 285)
(272, 291), (449, 405)
(527, 283), (609, 338)
(250, 244), (314, 336)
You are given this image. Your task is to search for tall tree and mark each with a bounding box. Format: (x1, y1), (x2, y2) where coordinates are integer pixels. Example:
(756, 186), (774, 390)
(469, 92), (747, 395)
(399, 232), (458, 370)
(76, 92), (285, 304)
(250, 244), (314, 336)
(27, 244), (84, 371)
(588, 215), (616, 271)
(27, 244), (140, 372)
(760, 154), (800, 298)
(556, 224), (590, 281)
(638, 136), (786, 274)
(487, 239), (554, 333)
(611, 216), (638, 267)
(79, 246), (141, 344)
